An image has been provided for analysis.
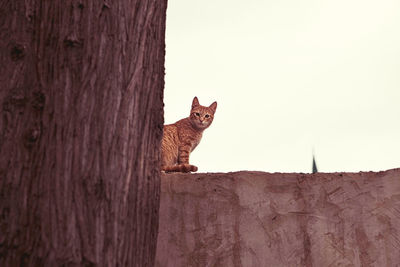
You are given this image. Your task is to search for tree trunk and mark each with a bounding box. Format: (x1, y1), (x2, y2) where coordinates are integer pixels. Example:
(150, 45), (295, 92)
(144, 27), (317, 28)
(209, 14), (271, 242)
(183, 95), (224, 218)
(0, 1), (166, 266)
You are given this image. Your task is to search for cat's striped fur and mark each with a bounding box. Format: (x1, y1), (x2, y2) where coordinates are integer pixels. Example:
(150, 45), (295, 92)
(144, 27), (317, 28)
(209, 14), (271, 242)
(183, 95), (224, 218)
(161, 97), (217, 172)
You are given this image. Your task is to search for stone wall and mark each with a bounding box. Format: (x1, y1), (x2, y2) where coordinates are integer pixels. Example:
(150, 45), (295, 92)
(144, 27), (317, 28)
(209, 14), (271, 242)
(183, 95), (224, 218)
(156, 169), (400, 267)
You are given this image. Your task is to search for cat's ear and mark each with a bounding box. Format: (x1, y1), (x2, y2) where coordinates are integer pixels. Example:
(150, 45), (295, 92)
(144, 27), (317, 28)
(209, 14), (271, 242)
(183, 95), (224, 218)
(209, 101), (217, 113)
(192, 97), (200, 108)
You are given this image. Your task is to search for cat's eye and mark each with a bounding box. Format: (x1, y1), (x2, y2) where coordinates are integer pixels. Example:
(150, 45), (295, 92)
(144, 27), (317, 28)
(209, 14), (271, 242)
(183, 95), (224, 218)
(205, 114), (210, 118)
(195, 112), (200, 116)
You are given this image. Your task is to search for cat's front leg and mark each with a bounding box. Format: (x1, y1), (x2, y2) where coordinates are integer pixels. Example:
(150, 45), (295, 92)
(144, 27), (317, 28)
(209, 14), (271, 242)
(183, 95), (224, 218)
(178, 145), (198, 172)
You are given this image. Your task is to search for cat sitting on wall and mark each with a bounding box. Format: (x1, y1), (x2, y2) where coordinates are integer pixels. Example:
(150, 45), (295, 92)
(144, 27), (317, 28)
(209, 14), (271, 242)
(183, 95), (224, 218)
(161, 97), (217, 173)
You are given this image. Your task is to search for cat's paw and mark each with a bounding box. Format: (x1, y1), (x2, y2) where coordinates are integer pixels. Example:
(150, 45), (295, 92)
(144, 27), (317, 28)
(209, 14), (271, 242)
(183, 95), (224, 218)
(162, 164), (198, 173)
(189, 165), (198, 172)
(181, 164), (198, 173)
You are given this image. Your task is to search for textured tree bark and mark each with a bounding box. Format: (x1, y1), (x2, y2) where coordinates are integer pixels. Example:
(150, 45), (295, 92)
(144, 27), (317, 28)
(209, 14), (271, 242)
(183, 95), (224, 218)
(0, 1), (166, 266)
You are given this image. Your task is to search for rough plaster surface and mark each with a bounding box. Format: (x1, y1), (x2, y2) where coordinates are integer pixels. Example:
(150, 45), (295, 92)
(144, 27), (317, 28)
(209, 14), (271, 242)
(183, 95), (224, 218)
(155, 169), (400, 267)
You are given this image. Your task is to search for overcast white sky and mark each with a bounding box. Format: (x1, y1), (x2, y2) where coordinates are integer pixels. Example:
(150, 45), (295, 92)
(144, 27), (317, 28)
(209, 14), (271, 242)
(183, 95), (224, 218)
(163, 0), (400, 173)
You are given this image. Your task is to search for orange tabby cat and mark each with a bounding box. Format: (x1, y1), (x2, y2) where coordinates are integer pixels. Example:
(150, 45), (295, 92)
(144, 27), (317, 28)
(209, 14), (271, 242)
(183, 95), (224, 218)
(161, 97), (217, 172)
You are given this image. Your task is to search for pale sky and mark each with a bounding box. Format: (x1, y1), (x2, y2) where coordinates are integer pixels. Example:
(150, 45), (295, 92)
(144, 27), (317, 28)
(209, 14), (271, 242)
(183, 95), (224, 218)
(163, 0), (400, 173)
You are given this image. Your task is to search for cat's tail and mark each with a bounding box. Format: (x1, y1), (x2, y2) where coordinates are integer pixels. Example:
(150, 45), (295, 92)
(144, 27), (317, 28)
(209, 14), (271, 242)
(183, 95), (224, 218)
(162, 164), (198, 173)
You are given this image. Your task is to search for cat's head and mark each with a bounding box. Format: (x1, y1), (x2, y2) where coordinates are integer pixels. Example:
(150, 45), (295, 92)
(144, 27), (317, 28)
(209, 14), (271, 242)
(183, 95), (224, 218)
(190, 97), (217, 129)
